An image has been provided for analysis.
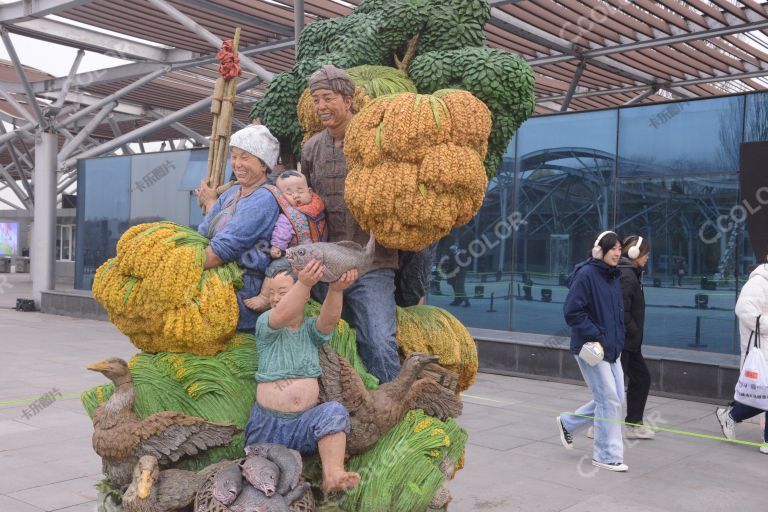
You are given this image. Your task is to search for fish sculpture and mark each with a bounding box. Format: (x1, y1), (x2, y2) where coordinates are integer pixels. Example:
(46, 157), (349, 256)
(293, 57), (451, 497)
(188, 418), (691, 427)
(244, 443), (302, 495)
(285, 233), (375, 282)
(229, 482), (310, 512)
(240, 455), (279, 497)
(210, 460), (243, 505)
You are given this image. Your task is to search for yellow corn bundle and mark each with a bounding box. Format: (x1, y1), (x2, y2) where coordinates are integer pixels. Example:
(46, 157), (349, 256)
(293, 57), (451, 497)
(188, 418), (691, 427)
(395, 305), (478, 391)
(92, 222), (242, 355)
(344, 90), (490, 251)
(296, 85), (369, 146)
(433, 89), (492, 156)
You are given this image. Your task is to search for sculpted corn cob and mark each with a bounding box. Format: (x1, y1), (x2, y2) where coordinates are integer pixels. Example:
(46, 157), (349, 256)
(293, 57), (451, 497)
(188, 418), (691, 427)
(92, 222), (242, 355)
(344, 89), (490, 251)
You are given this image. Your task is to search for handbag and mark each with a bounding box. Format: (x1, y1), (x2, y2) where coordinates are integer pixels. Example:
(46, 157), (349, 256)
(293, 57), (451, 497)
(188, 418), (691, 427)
(734, 314), (768, 410)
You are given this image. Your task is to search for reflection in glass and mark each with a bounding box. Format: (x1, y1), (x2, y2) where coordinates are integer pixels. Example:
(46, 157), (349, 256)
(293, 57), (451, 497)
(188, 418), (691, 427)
(75, 156), (132, 290)
(616, 175), (739, 353)
(618, 96), (744, 176)
(511, 111), (617, 336)
(744, 91), (768, 142)
(426, 140), (516, 331)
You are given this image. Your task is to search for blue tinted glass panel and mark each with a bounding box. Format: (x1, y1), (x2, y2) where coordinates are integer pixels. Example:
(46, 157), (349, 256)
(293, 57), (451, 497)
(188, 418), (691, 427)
(511, 109), (617, 336)
(517, 109), (617, 156)
(130, 151), (194, 225)
(426, 160), (515, 331)
(616, 174), (739, 354)
(75, 155), (131, 290)
(618, 96), (744, 176)
(744, 91), (768, 142)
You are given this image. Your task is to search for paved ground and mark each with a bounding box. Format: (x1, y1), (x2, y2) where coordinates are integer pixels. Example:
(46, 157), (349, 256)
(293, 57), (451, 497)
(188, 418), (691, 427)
(0, 274), (765, 511)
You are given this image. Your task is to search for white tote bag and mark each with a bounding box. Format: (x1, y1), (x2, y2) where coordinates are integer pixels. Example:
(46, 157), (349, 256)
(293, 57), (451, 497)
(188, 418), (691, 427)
(734, 315), (768, 410)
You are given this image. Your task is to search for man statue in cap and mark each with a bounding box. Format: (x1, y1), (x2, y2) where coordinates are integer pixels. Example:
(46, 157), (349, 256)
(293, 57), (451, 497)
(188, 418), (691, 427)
(301, 65), (401, 383)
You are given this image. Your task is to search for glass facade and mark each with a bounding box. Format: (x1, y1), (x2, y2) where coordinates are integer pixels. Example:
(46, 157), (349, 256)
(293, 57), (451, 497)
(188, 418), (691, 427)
(75, 148), (212, 290)
(429, 92), (764, 356)
(74, 92), (766, 357)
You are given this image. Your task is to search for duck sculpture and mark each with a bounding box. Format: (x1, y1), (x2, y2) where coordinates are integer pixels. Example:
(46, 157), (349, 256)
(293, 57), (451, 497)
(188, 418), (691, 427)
(87, 357), (240, 490)
(123, 455), (230, 512)
(317, 348), (463, 454)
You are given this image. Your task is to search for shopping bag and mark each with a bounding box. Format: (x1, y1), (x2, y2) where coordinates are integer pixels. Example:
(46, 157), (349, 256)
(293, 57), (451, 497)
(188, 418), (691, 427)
(734, 315), (768, 410)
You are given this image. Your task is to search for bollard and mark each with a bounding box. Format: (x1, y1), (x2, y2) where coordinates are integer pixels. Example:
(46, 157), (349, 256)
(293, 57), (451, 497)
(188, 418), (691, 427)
(688, 316), (708, 348)
(487, 292), (497, 312)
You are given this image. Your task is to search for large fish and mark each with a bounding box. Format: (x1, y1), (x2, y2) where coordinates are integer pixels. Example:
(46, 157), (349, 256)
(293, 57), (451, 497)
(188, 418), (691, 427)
(244, 443), (302, 495)
(285, 233), (375, 282)
(211, 460), (243, 505)
(240, 455), (279, 497)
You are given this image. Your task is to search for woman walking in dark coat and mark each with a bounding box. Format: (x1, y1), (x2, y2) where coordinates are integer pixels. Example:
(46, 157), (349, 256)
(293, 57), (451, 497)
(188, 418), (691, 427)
(557, 231), (628, 472)
(619, 235), (655, 439)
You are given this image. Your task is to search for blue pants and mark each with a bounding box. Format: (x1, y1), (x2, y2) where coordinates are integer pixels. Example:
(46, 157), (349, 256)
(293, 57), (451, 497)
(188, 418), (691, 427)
(731, 402), (767, 441)
(561, 356), (625, 464)
(244, 401), (350, 455)
(236, 270), (265, 331)
(314, 268), (401, 383)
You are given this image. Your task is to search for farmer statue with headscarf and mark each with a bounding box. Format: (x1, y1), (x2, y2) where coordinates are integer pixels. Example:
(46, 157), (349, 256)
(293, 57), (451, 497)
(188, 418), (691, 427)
(301, 65), (401, 383)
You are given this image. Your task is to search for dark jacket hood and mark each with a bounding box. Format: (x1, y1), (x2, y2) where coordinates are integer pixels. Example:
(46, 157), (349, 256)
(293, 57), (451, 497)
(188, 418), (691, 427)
(566, 258), (620, 288)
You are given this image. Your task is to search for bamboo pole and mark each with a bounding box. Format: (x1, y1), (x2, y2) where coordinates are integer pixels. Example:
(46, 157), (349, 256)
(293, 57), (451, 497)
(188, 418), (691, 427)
(201, 27), (241, 214)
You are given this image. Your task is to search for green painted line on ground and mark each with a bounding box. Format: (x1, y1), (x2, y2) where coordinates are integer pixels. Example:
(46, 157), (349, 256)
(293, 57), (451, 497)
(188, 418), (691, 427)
(0, 394), (80, 406)
(463, 393), (766, 448)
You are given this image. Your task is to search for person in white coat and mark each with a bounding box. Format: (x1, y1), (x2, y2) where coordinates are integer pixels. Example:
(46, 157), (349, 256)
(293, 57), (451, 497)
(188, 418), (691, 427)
(716, 250), (768, 454)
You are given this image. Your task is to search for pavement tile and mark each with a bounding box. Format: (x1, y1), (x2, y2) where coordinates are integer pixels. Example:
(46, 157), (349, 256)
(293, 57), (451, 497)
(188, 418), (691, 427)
(7, 475), (101, 511)
(1, 305), (766, 512)
(0, 495), (45, 511)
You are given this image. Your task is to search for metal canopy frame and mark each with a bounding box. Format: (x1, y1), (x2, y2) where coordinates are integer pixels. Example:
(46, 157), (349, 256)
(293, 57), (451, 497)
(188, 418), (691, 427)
(1, 0), (768, 302)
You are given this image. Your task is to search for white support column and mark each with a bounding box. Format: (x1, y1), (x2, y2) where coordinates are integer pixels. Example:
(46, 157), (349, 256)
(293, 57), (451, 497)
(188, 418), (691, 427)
(31, 131), (57, 306)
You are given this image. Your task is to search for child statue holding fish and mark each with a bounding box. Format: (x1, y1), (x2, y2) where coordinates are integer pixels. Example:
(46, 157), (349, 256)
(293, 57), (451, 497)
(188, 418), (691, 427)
(243, 258), (361, 494)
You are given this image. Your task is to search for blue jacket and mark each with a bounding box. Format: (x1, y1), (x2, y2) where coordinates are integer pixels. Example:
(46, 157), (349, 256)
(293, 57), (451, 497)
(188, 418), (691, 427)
(563, 258), (625, 363)
(198, 184), (280, 330)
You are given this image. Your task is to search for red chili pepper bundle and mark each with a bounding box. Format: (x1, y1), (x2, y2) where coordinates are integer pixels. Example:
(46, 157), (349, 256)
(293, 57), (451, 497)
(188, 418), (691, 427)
(217, 39), (242, 80)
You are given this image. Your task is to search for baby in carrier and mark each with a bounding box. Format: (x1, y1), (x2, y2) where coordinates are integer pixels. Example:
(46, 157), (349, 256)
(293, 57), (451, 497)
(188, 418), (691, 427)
(269, 170), (327, 258)
(244, 170), (327, 312)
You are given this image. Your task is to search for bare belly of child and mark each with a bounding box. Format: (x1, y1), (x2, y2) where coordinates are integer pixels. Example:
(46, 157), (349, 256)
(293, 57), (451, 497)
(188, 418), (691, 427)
(257, 377), (320, 413)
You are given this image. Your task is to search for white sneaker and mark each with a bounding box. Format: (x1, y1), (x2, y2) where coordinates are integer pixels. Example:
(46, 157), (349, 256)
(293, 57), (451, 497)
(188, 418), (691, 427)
(760, 443), (768, 455)
(592, 460), (628, 472)
(585, 426), (594, 439)
(716, 408), (736, 440)
(624, 425), (656, 439)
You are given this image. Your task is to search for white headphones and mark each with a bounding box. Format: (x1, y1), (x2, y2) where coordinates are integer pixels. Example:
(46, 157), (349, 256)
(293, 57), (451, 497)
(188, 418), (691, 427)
(591, 231), (616, 259)
(627, 236), (644, 260)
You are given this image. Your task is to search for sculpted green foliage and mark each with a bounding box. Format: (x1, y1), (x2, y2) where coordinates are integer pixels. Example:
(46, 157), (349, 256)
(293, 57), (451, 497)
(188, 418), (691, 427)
(249, 0), (535, 175)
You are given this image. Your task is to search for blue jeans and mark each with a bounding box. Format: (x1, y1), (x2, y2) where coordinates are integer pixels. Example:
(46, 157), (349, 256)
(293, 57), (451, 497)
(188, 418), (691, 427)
(244, 401), (350, 455)
(314, 268), (401, 383)
(561, 355), (625, 464)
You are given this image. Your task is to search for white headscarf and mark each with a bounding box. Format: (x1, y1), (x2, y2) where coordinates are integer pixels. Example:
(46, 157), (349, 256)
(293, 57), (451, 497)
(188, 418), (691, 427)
(229, 124), (280, 171)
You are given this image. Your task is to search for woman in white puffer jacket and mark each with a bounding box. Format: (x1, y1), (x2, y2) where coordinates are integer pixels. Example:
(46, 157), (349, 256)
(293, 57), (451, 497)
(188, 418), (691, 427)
(716, 251), (768, 454)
